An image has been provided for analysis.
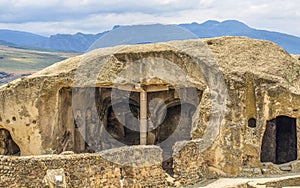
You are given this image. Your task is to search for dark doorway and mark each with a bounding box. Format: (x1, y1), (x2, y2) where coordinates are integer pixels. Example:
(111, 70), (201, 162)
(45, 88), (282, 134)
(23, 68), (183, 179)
(0, 129), (20, 155)
(261, 116), (297, 164)
(276, 116), (297, 164)
(106, 103), (140, 146)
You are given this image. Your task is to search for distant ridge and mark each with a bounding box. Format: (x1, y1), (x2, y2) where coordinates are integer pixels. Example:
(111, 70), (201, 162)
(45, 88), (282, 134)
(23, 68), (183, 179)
(88, 24), (197, 51)
(37, 32), (108, 52)
(0, 40), (15, 46)
(179, 20), (300, 54)
(0, 29), (47, 47)
(0, 20), (300, 54)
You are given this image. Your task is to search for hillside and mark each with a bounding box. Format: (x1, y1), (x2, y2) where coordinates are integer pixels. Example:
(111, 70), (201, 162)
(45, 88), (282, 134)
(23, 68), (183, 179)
(0, 45), (78, 85)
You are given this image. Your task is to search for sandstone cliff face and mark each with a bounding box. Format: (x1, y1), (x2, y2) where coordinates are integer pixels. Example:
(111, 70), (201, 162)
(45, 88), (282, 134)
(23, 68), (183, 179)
(0, 37), (299, 178)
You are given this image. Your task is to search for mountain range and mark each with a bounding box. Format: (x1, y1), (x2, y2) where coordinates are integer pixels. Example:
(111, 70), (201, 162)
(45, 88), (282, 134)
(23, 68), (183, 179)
(0, 20), (299, 54)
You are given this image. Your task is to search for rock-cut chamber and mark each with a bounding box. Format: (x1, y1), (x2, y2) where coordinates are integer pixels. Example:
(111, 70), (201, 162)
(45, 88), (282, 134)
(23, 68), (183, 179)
(57, 86), (201, 154)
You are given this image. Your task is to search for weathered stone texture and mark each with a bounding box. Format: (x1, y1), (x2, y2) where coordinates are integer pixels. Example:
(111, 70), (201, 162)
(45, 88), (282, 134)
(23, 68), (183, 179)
(0, 145), (166, 187)
(0, 37), (300, 186)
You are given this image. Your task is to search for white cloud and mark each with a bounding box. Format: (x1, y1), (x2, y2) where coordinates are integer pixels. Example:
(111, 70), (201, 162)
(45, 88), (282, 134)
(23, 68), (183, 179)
(0, 0), (203, 22)
(0, 0), (299, 37)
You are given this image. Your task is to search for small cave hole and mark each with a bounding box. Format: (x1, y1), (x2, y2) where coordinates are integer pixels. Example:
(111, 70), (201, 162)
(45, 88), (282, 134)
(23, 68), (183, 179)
(12, 116), (16, 121)
(207, 41), (213, 45)
(6, 119), (10, 124)
(32, 120), (37, 124)
(248, 118), (256, 128)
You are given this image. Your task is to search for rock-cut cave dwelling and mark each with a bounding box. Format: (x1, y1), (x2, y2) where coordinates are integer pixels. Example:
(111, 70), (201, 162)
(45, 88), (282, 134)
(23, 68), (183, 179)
(0, 36), (300, 179)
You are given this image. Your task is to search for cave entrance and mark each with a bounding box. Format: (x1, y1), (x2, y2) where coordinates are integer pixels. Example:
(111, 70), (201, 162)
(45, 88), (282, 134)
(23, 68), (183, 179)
(58, 86), (201, 154)
(58, 87), (142, 153)
(261, 116), (297, 164)
(0, 129), (20, 156)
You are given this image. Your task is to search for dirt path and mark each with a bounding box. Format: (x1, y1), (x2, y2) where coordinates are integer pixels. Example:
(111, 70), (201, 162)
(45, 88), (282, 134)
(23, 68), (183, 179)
(195, 174), (300, 188)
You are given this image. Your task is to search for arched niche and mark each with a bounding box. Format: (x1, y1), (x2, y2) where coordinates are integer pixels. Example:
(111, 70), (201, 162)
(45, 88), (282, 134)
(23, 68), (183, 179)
(0, 128), (20, 156)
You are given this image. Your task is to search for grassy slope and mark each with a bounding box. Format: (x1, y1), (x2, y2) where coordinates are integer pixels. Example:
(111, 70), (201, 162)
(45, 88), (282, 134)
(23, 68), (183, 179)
(0, 45), (79, 73)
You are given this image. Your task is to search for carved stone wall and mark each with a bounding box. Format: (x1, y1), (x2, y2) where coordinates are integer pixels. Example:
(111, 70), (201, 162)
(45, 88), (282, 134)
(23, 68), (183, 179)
(0, 146), (166, 187)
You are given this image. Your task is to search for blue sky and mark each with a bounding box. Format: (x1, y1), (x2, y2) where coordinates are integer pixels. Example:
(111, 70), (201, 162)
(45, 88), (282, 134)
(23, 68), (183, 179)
(0, 0), (299, 37)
